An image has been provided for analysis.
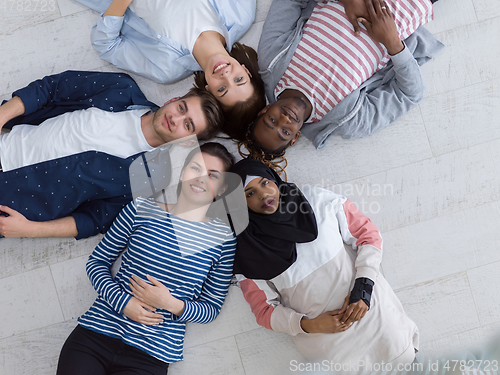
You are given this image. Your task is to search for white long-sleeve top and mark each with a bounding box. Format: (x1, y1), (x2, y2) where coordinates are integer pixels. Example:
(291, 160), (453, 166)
(236, 186), (418, 367)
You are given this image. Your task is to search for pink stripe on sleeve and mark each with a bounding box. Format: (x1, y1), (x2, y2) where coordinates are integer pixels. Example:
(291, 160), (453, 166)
(343, 200), (383, 249)
(240, 279), (274, 330)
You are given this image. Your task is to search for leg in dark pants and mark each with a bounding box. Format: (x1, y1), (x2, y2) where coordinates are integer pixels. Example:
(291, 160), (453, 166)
(57, 325), (169, 375)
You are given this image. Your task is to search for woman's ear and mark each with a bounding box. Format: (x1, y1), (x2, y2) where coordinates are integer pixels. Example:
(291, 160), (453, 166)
(242, 64), (252, 78)
(205, 84), (210, 91)
(217, 184), (229, 197)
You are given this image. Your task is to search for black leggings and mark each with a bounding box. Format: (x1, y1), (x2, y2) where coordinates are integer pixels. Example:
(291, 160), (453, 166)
(57, 325), (169, 375)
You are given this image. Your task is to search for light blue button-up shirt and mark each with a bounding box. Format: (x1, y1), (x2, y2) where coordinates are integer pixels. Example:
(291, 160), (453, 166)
(77, 0), (256, 84)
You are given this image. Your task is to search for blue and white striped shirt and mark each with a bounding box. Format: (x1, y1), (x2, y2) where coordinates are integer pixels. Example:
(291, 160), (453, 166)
(78, 197), (236, 363)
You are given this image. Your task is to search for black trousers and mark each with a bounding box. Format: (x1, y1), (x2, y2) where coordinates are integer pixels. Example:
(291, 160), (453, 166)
(57, 325), (169, 375)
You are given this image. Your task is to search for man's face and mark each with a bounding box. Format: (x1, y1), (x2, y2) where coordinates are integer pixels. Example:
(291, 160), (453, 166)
(152, 96), (207, 143)
(252, 96), (307, 152)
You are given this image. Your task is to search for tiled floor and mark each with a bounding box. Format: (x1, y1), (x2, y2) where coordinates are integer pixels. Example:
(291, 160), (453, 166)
(1, 0), (500, 374)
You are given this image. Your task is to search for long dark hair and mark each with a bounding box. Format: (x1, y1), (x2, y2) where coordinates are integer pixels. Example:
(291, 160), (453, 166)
(194, 43), (266, 141)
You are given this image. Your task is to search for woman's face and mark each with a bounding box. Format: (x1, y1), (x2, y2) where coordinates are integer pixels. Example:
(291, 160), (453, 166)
(179, 152), (227, 205)
(244, 177), (280, 215)
(204, 54), (254, 108)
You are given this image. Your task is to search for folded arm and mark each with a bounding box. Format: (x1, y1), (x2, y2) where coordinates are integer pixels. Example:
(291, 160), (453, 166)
(0, 206), (77, 238)
(86, 200), (137, 314)
(334, 0), (423, 139)
(335, 197), (383, 324)
(173, 234), (237, 324)
(91, 10), (170, 83)
(0, 195), (129, 239)
(238, 276), (351, 335)
(0, 97), (25, 132)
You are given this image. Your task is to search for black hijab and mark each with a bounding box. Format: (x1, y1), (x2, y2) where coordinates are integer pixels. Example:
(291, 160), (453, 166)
(231, 159), (318, 280)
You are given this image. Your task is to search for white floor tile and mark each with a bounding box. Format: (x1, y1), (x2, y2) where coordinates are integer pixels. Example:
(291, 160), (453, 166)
(57, 0), (88, 17)
(423, 321), (500, 358)
(168, 336), (245, 375)
(395, 272), (480, 343)
(0, 0), (61, 37)
(285, 105), (432, 187)
(382, 201), (500, 289)
(472, 0), (500, 21)
(339, 137), (500, 233)
(50, 255), (96, 321)
(0, 235), (101, 279)
(184, 284), (261, 349)
(467, 261), (500, 327)
(0, 10), (105, 97)
(235, 327), (306, 375)
(0, 320), (77, 375)
(0, 266), (64, 339)
(255, 0), (273, 23)
(425, 0), (478, 34)
(421, 17), (500, 98)
(238, 21), (264, 51)
(420, 77), (500, 156)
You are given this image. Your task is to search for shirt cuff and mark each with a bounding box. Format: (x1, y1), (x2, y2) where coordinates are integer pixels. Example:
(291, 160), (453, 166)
(172, 300), (195, 323)
(70, 211), (101, 240)
(116, 292), (133, 315)
(12, 90), (36, 116)
(389, 41), (412, 66)
(96, 13), (125, 35)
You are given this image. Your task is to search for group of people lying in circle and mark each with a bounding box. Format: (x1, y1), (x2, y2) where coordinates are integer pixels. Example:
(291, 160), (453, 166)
(0, 0), (443, 373)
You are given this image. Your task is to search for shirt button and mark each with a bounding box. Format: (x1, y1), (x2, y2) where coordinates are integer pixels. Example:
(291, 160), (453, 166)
(157, 35), (161, 39)
(89, 98), (93, 102)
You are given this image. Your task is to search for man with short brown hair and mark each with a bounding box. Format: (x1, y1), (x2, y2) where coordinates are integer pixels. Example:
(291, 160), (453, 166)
(0, 70), (223, 239)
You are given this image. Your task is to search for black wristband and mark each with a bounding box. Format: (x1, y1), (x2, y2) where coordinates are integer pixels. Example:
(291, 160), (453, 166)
(349, 277), (374, 308)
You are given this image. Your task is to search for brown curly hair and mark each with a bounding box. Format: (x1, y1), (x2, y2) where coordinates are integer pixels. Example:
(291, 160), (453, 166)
(194, 43), (266, 141)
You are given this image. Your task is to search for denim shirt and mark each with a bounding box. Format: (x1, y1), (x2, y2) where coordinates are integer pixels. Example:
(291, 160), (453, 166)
(76, 0), (256, 84)
(257, 0), (445, 149)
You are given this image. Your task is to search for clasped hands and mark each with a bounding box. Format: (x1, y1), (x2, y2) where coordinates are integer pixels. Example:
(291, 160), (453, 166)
(300, 294), (369, 334)
(123, 274), (185, 325)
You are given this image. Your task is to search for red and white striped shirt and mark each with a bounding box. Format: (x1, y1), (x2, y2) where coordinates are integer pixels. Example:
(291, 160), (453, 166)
(275, 0), (433, 123)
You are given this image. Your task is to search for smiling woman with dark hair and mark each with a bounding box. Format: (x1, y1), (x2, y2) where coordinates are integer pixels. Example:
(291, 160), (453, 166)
(76, 0), (266, 137)
(231, 158), (419, 371)
(56, 143), (236, 375)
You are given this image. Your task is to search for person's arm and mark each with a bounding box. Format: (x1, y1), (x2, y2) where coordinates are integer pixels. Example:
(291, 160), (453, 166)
(338, 0), (371, 36)
(334, 196), (383, 325)
(70, 195), (132, 240)
(131, 233), (237, 323)
(86, 200), (164, 324)
(0, 206), (78, 238)
(0, 97), (25, 131)
(89, 1), (171, 83)
(330, 0), (421, 140)
(102, 0), (131, 17)
(0, 194), (130, 239)
(237, 275), (351, 335)
(257, 0), (313, 71)
(172, 233), (237, 323)
(1, 70), (151, 130)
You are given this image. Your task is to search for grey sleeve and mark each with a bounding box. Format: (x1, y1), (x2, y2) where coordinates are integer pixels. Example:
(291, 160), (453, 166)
(333, 43), (425, 139)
